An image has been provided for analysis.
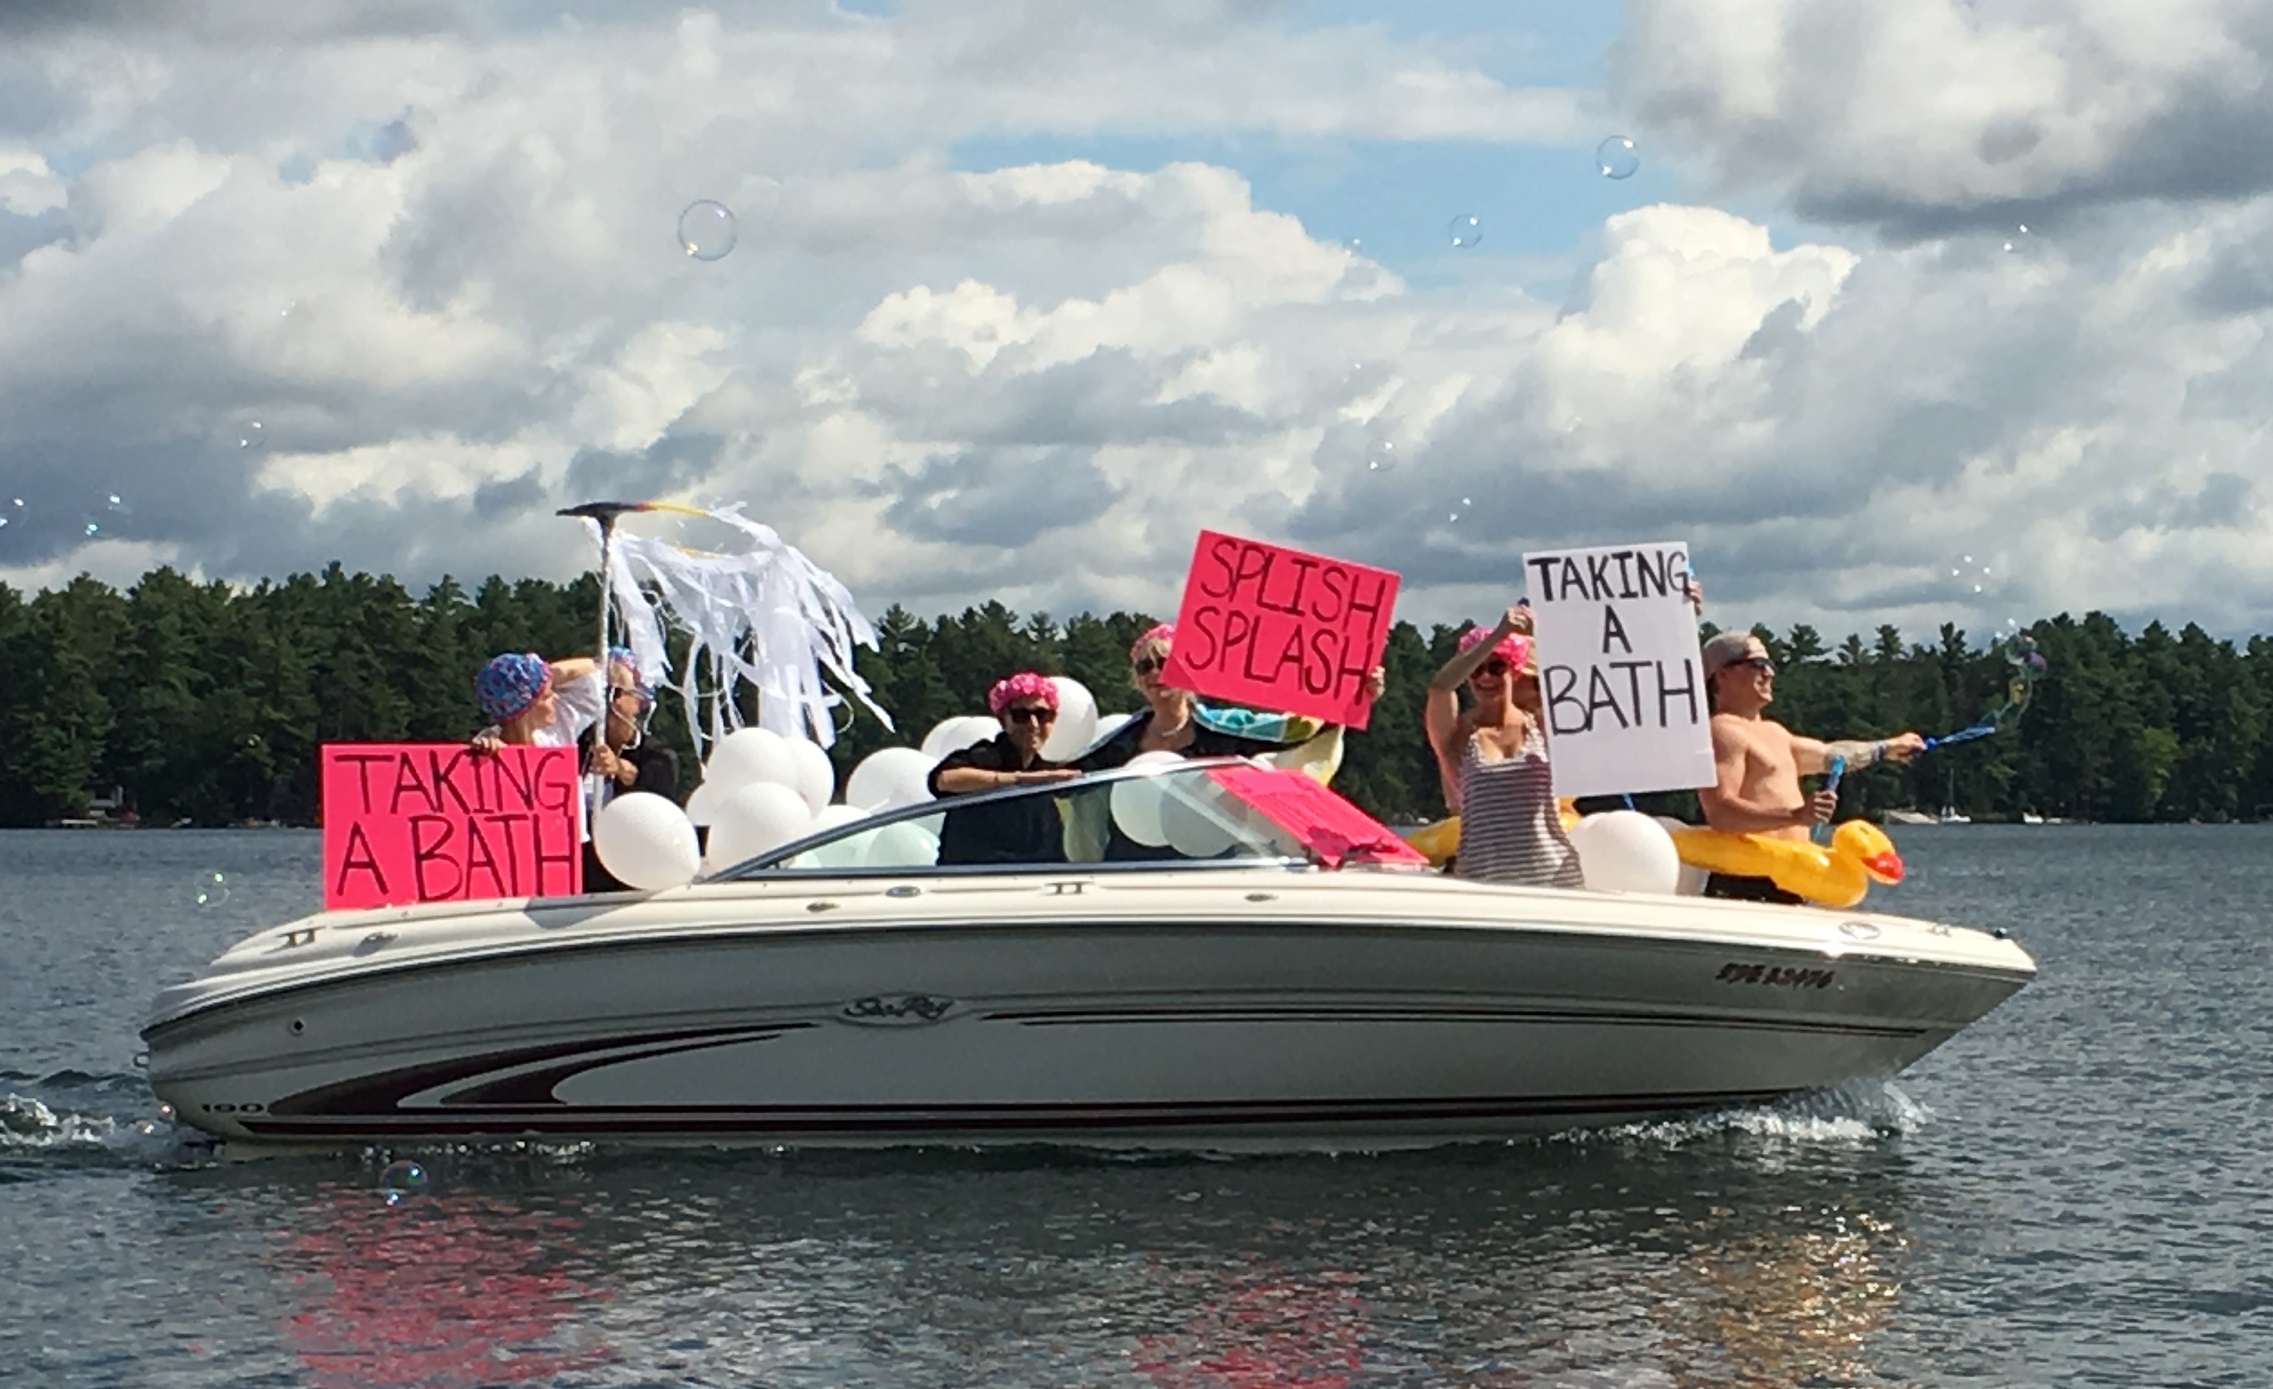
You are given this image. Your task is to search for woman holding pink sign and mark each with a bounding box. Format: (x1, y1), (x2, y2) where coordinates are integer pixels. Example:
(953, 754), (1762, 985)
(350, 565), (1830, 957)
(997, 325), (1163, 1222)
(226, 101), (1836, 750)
(1424, 606), (1584, 889)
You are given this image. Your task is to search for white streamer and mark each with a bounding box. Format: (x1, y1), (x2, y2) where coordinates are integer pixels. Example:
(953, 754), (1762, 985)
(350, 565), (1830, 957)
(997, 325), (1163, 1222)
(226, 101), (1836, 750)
(595, 504), (890, 756)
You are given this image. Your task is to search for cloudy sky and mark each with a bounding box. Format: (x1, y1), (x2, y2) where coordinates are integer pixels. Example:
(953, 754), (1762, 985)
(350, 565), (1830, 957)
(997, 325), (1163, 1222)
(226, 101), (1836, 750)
(3, 0), (2270, 642)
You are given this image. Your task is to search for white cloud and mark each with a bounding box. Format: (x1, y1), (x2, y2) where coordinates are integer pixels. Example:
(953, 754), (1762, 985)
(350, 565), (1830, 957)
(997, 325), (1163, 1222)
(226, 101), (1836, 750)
(0, 0), (2266, 652)
(1615, 0), (2273, 229)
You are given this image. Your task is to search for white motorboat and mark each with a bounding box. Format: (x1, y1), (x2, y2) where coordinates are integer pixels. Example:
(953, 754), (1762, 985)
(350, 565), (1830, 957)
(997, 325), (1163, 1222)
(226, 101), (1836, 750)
(143, 761), (2034, 1154)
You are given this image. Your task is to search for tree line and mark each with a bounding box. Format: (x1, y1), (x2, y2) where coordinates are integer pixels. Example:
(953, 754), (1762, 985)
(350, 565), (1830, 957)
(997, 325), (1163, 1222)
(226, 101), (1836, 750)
(3, 564), (2270, 828)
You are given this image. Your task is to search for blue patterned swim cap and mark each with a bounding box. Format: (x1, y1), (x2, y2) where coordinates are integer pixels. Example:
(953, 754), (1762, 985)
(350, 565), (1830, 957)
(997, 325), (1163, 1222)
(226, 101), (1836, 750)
(475, 652), (551, 724)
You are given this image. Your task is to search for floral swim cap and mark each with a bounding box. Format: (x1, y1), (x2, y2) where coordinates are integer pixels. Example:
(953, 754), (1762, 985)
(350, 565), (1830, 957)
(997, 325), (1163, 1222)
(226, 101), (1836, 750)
(475, 652), (551, 724)
(1456, 625), (1533, 670)
(987, 671), (1060, 715)
(1129, 622), (1175, 663)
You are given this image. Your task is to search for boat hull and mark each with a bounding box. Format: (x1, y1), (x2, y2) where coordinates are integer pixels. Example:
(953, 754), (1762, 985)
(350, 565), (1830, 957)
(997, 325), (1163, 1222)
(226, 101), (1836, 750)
(144, 876), (2033, 1151)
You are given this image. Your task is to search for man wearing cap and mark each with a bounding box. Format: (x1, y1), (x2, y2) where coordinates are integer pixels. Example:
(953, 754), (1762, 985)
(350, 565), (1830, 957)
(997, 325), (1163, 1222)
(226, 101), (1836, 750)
(1698, 629), (1925, 903)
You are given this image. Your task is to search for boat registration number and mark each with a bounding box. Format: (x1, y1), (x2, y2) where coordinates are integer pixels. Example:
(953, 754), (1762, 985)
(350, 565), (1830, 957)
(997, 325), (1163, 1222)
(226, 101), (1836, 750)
(1716, 962), (1836, 989)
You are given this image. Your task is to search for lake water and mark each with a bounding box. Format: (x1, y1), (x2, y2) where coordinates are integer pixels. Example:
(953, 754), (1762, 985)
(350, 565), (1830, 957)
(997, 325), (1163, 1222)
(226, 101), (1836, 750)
(3, 825), (2266, 1387)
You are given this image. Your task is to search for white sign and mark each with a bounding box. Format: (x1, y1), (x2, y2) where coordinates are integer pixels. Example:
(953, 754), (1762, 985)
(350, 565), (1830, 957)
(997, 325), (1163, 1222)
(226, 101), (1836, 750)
(1521, 540), (1713, 799)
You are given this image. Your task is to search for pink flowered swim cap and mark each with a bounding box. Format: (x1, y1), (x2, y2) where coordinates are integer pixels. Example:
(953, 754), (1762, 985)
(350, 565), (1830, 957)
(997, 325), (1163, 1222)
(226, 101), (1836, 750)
(1457, 625), (1534, 670)
(987, 671), (1060, 715)
(1129, 622), (1175, 663)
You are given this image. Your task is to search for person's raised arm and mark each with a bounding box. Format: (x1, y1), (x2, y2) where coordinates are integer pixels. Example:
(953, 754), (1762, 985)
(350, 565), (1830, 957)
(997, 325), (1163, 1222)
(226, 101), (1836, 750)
(1429, 605), (1531, 692)
(548, 657), (598, 684)
(1792, 733), (1927, 776)
(1698, 722), (1834, 834)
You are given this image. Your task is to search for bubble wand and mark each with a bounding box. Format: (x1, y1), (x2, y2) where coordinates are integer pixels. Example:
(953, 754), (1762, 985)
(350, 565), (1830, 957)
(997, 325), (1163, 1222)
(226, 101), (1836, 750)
(1921, 632), (2048, 752)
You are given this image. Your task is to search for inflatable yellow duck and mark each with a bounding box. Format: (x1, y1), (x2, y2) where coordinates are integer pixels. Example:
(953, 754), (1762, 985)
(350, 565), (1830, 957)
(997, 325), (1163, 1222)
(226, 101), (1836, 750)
(1666, 820), (1905, 909)
(1400, 802), (1579, 867)
(1401, 812), (1905, 909)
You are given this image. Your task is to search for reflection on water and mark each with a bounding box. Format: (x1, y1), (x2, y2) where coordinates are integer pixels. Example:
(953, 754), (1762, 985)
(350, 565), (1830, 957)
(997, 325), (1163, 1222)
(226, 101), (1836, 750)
(1130, 1260), (1369, 1389)
(257, 1114), (1926, 1388)
(268, 1179), (612, 1388)
(1650, 1203), (1909, 1387)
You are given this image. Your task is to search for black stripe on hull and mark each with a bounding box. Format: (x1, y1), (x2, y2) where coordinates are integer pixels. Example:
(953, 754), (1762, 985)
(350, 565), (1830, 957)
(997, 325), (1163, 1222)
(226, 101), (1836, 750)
(984, 1005), (1929, 1040)
(237, 1088), (1800, 1139)
(266, 1024), (811, 1117)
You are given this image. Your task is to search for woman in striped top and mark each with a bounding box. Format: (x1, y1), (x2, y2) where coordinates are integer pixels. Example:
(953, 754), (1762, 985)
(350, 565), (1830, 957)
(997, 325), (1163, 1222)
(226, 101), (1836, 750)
(1422, 606), (1583, 889)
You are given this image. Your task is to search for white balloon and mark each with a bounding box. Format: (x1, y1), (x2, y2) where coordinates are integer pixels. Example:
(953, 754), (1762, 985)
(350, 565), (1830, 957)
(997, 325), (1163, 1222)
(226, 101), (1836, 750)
(1092, 711), (1135, 746)
(1653, 815), (1711, 896)
(683, 778), (730, 828)
(592, 792), (701, 891)
(862, 819), (941, 869)
(1040, 677), (1100, 762)
(921, 715), (999, 759)
(1568, 810), (1682, 895)
(1127, 749), (1185, 770)
(846, 746), (939, 812)
(783, 737), (837, 815)
(811, 803), (870, 833)
(1161, 794), (1235, 858)
(704, 727), (801, 797)
(703, 782), (814, 873)
(774, 806), (882, 869)
(1110, 777), (1172, 846)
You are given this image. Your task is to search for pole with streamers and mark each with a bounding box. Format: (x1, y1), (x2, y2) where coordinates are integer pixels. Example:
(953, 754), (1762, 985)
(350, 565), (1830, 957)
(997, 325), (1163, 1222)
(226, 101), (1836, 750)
(567, 499), (892, 759)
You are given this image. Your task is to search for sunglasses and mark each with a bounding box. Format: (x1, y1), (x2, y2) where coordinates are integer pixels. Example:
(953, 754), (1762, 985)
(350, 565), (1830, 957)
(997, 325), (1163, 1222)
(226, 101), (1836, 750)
(1006, 706), (1057, 725)
(1472, 659), (1510, 678)
(1737, 656), (1776, 675)
(1131, 655), (1166, 676)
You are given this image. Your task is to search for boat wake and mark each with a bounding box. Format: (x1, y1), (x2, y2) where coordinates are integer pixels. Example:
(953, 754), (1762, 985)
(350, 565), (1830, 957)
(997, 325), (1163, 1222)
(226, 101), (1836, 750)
(0, 1071), (218, 1169)
(1561, 1080), (1932, 1152)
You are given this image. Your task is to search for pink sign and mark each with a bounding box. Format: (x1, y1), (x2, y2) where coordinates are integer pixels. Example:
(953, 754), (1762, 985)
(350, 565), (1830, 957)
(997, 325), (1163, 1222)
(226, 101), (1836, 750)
(1205, 763), (1429, 868)
(1160, 530), (1399, 728)
(321, 744), (583, 909)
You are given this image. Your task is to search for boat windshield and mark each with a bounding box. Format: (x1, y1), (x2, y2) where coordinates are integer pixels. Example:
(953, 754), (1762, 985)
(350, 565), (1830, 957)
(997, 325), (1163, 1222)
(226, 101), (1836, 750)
(713, 760), (1416, 877)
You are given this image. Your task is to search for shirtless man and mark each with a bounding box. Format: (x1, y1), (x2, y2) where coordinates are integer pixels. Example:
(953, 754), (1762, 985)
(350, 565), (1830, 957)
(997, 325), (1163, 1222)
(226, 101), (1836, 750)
(1697, 629), (1925, 903)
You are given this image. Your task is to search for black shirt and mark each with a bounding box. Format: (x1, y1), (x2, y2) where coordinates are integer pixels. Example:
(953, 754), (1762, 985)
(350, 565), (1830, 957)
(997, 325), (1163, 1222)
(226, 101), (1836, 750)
(580, 736), (684, 892)
(927, 733), (1067, 866)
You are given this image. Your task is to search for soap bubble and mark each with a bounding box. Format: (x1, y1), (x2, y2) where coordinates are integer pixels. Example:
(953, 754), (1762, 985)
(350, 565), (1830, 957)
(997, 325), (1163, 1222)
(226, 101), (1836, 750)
(677, 200), (737, 261)
(82, 493), (129, 537)
(1367, 439), (1396, 472)
(191, 871), (229, 907)
(1998, 622), (2047, 673)
(1948, 554), (1996, 596)
(1596, 136), (1640, 180)
(1447, 214), (1483, 249)
(379, 1159), (429, 1205)
(238, 420), (265, 451)
(2002, 224), (2031, 254)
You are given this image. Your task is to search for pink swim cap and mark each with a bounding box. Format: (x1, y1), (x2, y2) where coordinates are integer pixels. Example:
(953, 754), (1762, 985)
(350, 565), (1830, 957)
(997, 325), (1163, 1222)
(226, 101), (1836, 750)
(1457, 625), (1533, 669)
(1129, 622), (1174, 663)
(986, 671), (1060, 715)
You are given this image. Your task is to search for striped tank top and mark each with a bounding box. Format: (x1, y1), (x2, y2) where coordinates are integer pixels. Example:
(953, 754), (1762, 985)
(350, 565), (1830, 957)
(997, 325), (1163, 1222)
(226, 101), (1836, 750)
(1455, 724), (1584, 889)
